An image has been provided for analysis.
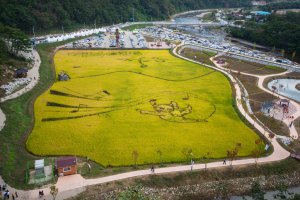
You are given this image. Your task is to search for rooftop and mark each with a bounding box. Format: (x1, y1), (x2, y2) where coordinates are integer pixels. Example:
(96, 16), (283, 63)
(251, 11), (271, 16)
(56, 157), (77, 168)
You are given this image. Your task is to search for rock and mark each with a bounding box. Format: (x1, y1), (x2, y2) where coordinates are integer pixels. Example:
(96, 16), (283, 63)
(0, 78), (31, 95)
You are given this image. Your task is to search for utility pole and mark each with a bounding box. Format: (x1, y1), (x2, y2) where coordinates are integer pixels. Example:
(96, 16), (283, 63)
(62, 25), (64, 35)
(94, 20), (97, 29)
(133, 7), (135, 22)
(32, 26), (36, 38)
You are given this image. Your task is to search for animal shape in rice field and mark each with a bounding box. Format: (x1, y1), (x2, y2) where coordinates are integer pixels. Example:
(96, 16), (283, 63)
(138, 98), (214, 123)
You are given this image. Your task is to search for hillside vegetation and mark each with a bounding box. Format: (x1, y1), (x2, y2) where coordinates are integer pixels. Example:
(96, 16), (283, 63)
(228, 12), (300, 58)
(0, 0), (251, 33)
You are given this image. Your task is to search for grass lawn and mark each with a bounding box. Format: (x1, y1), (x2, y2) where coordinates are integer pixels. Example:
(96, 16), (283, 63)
(202, 12), (216, 22)
(180, 47), (216, 66)
(26, 50), (262, 167)
(218, 56), (286, 75)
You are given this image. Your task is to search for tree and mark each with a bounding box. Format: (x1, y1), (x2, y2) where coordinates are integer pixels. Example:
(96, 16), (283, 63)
(50, 185), (58, 200)
(132, 150), (139, 167)
(227, 143), (242, 166)
(250, 180), (266, 200)
(182, 148), (193, 162)
(252, 139), (264, 166)
(202, 151), (211, 170)
(0, 24), (31, 56)
(227, 12), (300, 60)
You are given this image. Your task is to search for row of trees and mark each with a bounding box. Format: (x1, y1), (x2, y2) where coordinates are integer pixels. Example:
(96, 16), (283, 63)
(0, 0), (252, 33)
(131, 139), (265, 167)
(0, 23), (31, 56)
(260, 1), (300, 12)
(227, 12), (300, 60)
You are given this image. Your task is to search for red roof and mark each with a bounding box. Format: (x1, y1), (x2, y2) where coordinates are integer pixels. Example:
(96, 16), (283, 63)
(56, 157), (77, 168)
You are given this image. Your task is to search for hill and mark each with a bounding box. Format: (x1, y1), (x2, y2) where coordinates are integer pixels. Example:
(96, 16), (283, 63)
(0, 0), (251, 33)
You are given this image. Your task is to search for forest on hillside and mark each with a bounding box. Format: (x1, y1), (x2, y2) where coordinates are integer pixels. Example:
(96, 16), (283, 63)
(0, 0), (251, 33)
(228, 12), (300, 58)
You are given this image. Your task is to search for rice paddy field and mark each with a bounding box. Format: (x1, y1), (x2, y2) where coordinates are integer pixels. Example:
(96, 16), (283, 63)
(26, 50), (261, 166)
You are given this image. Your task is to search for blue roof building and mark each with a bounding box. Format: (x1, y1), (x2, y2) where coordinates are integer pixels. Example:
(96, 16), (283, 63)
(251, 11), (271, 16)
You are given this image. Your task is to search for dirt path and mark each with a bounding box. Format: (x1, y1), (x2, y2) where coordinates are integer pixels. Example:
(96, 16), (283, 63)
(0, 108), (5, 131)
(0, 49), (41, 132)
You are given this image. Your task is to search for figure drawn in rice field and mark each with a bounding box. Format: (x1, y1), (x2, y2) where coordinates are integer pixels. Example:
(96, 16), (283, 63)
(138, 99), (207, 123)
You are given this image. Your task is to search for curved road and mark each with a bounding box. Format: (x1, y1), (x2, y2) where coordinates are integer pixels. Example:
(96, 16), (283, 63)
(0, 44), (296, 200)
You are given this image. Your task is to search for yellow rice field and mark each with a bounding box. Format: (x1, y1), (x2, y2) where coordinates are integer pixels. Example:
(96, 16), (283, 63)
(26, 50), (262, 166)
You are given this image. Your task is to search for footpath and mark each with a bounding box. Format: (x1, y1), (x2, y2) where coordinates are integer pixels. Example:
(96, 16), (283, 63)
(0, 49), (41, 131)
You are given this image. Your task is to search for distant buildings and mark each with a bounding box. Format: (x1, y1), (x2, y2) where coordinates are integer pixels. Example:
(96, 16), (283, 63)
(252, 1), (267, 6)
(275, 9), (300, 15)
(250, 11), (271, 16)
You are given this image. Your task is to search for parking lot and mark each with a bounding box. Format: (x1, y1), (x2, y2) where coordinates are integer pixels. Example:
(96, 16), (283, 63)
(59, 24), (299, 70)
(138, 26), (300, 69)
(64, 29), (148, 49)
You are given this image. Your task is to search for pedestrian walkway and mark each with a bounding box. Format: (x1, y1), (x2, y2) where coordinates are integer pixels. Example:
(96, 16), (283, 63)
(207, 51), (299, 139)
(0, 108), (5, 131)
(0, 50), (41, 103)
(0, 44), (297, 200)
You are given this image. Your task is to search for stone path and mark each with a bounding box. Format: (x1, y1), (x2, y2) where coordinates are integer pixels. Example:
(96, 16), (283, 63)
(0, 44), (298, 200)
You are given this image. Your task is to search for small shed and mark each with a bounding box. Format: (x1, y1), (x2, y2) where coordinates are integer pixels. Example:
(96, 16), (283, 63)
(15, 68), (28, 78)
(280, 99), (290, 107)
(35, 159), (45, 178)
(58, 71), (70, 81)
(56, 157), (77, 176)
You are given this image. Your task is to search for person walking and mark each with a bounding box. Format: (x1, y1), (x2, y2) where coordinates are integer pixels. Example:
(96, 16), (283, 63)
(223, 159), (227, 165)
(289, 121), (294, 128)
(151, 165), (155, 173)
(5, 190), (10, 199)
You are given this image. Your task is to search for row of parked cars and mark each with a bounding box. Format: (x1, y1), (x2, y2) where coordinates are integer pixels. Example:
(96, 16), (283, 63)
(139, 26), (299, 67)
(66, 35), (105, 48)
